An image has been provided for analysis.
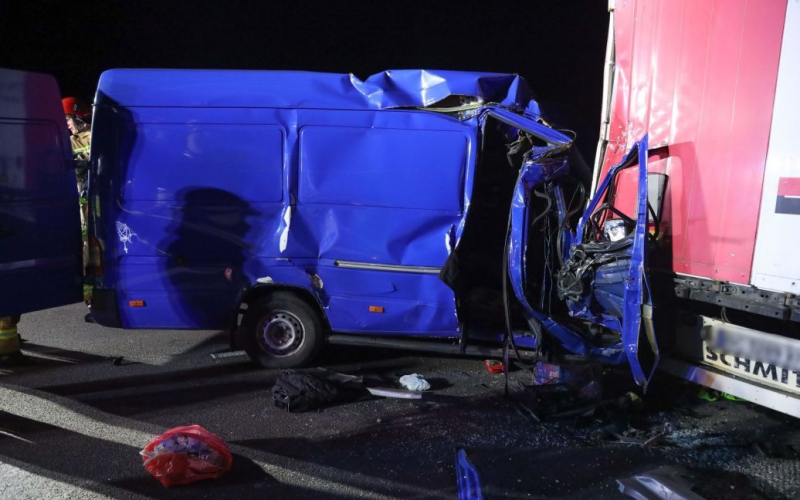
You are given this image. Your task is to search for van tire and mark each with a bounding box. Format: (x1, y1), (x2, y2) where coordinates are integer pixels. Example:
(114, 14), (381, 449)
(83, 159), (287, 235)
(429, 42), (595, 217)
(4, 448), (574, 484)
(240, 292), (323, 368)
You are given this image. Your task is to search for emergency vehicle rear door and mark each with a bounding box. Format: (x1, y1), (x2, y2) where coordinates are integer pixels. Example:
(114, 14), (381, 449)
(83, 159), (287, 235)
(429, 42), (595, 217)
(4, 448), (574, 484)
(0, 68), (83, 316)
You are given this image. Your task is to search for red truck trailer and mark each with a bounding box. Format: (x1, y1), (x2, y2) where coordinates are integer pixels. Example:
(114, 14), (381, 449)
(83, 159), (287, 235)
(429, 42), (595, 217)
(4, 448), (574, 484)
(594, 0), (800, 416)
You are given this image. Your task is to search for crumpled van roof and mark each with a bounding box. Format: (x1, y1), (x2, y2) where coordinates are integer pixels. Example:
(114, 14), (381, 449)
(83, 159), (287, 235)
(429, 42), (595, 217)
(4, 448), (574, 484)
(95, 68), (540, 115)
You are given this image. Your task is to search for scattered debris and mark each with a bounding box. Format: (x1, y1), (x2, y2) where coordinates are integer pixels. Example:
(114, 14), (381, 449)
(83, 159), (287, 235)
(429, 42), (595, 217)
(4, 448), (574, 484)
(456, 449), (483, 500)
(511, 399), (541, 423)
(367, 387), (422, 400)
(752, 441), (800, 459)
(271, 369), (366, 412)
(140, 425), (232, 488)
(484, 359), (505, 374)
(399, 373), (431, 391)
(209, 350), (248, 360)
(617, 465), (705, 500)
(642, 424), (672, 454)
(697, 388), (744, 402)
(533, 361), (601, 401)
(510, 360), (607, 421)
(594, 421), (673, 453)
(271, 369), (438, 410)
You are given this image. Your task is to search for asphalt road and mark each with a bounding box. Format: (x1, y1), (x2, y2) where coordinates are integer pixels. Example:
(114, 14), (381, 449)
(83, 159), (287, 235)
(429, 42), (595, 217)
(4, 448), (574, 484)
(1, 303), (799, 499)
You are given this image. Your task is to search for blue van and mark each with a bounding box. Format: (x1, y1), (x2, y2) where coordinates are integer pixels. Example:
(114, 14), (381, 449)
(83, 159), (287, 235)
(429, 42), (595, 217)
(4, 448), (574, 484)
(81, 69), (654, 383)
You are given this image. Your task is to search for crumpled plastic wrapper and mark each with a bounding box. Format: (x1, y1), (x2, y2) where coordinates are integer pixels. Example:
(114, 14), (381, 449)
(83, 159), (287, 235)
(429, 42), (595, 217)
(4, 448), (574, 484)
(399, 373), (431, 391)
(140, 425), (232, 487)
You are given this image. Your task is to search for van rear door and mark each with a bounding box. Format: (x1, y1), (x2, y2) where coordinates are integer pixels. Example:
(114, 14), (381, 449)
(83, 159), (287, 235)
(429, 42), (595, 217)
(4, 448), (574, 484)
(0, 69), (82, 316)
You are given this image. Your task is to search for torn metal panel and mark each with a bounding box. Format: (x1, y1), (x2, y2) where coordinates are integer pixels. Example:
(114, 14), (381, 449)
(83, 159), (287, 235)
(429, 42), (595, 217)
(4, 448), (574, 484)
(278, 206), (292, 253)
(558, 136), (658, 385)
(507, 154), (588, 355)
(456, 449), (483, 500)
(503, 135), (660, 381)
(617, 466), (705, 500)
(482, 105), (572, 147)
(506, 150), (623, 361)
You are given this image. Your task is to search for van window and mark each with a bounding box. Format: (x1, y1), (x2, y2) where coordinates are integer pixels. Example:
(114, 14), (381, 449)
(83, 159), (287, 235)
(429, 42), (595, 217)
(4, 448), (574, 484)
(121, 124), (284, 202)
(298, 126), (466, 212)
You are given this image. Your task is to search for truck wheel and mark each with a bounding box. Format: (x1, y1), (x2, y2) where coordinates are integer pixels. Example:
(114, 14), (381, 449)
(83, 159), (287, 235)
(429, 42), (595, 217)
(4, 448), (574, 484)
(240, 292), (323, 368)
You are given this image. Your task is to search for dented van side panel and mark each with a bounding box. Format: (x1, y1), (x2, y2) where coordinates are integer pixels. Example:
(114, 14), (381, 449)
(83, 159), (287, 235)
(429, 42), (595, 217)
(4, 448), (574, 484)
(89, 69), (537, 335)
(96, 106), (474, 334)
(89, 68), (653, 384)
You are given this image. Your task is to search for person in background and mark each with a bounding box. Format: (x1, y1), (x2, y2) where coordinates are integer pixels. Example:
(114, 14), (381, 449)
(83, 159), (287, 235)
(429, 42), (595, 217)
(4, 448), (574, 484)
(63, 97), (92, 160)
(0, 99), (97, 367)
(63, 97), (92, 303)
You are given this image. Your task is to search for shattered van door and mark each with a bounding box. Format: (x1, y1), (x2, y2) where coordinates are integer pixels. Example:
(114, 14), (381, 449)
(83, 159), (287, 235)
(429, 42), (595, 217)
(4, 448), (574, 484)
(504, 128), (657, 387)
(559, 136), (658, 387)
(0, 69), (82, 317)
(491, 107), (603, 356)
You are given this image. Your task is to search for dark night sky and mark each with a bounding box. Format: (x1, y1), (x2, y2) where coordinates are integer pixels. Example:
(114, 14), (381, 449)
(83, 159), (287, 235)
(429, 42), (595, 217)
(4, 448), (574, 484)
(2, 0), (609, 159)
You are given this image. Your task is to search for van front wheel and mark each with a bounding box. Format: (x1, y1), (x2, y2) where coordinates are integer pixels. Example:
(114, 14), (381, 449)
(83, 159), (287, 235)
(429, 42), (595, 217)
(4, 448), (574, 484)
(241, 292), (322, 368)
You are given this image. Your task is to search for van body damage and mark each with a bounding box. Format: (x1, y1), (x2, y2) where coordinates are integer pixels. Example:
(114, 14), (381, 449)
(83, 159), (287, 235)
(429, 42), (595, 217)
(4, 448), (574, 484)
(560, 136), (658, 387)
(89, 69), (545, 334)
(506, 130), (656, 386)
(89, 68), (654, 384)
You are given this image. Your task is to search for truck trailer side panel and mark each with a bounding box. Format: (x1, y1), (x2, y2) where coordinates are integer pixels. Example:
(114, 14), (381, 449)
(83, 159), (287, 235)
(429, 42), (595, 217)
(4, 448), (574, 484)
(596, 0), (800, 416)
(601, 0), (788, 284)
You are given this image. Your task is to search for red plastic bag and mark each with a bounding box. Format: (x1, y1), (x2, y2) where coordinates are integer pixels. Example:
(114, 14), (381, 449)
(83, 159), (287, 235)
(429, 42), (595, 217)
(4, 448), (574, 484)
(140, 425), (233, 487)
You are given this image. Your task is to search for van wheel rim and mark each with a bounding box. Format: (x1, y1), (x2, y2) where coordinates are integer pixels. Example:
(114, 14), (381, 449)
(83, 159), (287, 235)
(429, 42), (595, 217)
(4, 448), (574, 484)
(257, 310), (305, 356)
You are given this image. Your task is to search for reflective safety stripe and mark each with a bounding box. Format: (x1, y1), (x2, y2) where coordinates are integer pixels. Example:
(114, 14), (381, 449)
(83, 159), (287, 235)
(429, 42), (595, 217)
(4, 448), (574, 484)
(0, 327), (18, 340)
(73, 146), (90, 153)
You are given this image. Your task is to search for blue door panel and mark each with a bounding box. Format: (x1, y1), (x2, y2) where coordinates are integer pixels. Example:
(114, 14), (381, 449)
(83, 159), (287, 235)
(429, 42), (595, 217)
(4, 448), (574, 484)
(114, 201), (285, 258)
(317, 266), (444, 298)
(95, 101), (473, 333)
(121, 124), (285, 203)
(289, 206), (458, 266)
(325, 295), (458, 335)
(119, 290), (233, 329)
(298, 126), (466, 211)
(315, 266), (458, 335)
(2, 202), (81, 262)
